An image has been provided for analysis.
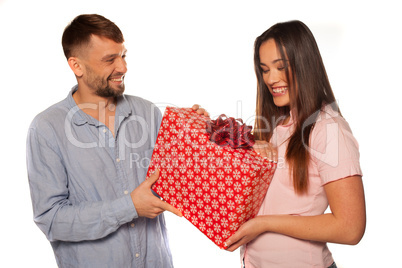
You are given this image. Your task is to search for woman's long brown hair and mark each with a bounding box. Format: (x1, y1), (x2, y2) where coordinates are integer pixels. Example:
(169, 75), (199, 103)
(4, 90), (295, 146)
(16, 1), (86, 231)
(253, 20), (339, 194)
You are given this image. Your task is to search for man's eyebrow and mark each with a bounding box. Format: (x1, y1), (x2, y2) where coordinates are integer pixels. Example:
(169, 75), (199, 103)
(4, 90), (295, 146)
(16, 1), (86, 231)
(101, 50), (127, 61)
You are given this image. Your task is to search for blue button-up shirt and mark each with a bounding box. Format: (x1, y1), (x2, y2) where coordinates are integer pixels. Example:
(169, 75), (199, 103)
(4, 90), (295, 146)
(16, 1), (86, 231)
(27, 86), (173, 268)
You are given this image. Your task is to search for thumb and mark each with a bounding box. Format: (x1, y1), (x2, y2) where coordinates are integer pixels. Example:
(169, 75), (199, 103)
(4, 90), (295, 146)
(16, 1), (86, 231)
(147, 169), (160, 186)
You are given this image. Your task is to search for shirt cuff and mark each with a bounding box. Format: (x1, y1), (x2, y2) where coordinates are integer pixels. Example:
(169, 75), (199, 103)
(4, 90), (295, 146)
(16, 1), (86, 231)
(108, 194), (138, 225)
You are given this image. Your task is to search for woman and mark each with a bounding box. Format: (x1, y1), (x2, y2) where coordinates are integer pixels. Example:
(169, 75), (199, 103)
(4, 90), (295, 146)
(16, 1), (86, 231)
(225, 21), (366, 268)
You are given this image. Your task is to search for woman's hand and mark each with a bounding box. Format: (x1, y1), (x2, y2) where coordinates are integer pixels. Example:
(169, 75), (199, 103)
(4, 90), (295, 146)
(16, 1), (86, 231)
(192, 104), (209, 117)
(225, 216), (267, 252)
(253, 140), (278, 163)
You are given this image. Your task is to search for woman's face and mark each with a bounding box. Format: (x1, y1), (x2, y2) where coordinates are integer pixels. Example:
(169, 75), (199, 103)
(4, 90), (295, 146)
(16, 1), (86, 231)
(259, 39), (291, 107)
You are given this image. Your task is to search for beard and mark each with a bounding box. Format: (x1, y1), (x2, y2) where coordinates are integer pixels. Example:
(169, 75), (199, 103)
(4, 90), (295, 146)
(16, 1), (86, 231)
(95, 82), (125, 98)
(84, 65), (125, 98)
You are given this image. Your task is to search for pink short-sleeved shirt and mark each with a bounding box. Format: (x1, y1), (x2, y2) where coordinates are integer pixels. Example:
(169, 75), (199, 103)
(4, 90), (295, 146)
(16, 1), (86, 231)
(242, 105), (362, 268)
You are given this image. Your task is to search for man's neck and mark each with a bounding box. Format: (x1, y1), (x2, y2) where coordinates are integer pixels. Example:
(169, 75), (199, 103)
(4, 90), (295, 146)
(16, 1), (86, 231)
(72, 87), (117, 136)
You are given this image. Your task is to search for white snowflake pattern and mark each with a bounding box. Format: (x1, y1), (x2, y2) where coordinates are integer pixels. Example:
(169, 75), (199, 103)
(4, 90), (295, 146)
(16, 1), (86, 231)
(212, 211), (220, 221)
(188, 181), (195, 191)
(234, 194), (244, 204)
(184, 135), (192, 144)
(193, 163), (201, 173)
(198, 134), (207, 144)
(227, 200), (235, 211)
(199, 222), (206, 231)
(183, 198), (189, 207)
(198, 210), (205, 220)
(217, 182), (225, 192)
(199, 178), (209, 190)
(195, 187), (203, 197)
(241, 176), (250, 185)
(185, 147), (193, 156)
(190, 204), (197, 214)
(228, 212), (237, 222)
(233, 182), (242, 192)
(243, 186), (252, 196)
(211, 199), (219, 209)
(224, 164), (232, 173)
(216, 170), (225, 179)
(218, 193), (227, 204)
(210, 176), (217, 185)
(206, 228), (214, 238)
(226, 188), (234, 198)
(200, 158), (208, 168)
(191, 215), (198, 225)
(204, 205), (212, 215)
(236, 205), (245, 214)
(232, 157), (241, 167)
(205, 217), (213, 226)
(214, 235), (222, 245)
(201, 169), (209, 179)
(181, 187), (188, 196)
(219, 206), (228, 216)
(190, 128), (198, 138)
(179, 164), (187, 174)
(220, 218), (229, 228)
(189, 193), (196, 202)
(225, 176), (233, 186)
(203, 193), (211, 203)
(178, 152), (185, 162)
(213, 223), (221, 233)
(184, 210), (191, 218)
(210, 188), (218, 198)
(221, 229), (231, 238)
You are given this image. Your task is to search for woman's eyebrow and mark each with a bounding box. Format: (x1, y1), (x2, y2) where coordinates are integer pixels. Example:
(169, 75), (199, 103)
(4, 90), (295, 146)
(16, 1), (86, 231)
(260, 59), (285, 66)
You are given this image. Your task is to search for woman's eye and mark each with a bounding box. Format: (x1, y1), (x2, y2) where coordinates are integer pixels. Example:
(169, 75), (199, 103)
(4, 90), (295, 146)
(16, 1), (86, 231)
(278, 66), (285, 71)
(262, 69), (269, 74)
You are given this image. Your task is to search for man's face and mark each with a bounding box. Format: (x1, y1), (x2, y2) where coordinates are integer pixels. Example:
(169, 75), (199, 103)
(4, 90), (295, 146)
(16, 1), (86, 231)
(80, 35), (127, 98)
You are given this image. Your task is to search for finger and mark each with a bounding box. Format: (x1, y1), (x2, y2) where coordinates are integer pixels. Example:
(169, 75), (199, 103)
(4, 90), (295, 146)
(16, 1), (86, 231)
(160, 201), (183, 217)
(196, 108), (205, 115)
(192, 104), (200, 111)
(147, 169), (160, 186)
(224, 237), (242, 252)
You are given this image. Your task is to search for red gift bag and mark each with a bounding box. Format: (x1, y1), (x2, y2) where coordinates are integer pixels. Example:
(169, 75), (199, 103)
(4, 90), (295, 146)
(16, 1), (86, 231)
(146, 107), (276, 248)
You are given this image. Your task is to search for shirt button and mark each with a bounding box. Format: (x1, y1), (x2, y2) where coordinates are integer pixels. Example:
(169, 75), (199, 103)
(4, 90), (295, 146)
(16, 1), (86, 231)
(124, 190), (129, 195)
(103, 129), (107, 133)
(116, 158), (120, 162)
(131, 223), (135, 228)
(135, 253), (140, 258)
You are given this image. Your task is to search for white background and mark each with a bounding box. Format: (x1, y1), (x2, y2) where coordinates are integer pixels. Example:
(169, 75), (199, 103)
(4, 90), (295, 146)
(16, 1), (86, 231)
(1, 0), (401, 267)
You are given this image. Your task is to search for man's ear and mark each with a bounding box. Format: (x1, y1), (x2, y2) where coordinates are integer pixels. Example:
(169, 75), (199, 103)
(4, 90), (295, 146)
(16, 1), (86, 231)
(67, 57), (84, 77)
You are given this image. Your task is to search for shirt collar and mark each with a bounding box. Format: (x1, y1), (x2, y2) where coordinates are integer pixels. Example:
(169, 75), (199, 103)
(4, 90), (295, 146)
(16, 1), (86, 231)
(67, 85), (132, 126)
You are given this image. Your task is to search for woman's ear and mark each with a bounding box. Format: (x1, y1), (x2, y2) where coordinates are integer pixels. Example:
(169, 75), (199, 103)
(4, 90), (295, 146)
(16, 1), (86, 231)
(67, 57), (84, 77)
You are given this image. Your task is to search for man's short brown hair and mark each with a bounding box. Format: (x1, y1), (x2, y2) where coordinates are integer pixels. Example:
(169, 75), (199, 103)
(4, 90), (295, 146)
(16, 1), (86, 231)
(62, 14), (124, 59)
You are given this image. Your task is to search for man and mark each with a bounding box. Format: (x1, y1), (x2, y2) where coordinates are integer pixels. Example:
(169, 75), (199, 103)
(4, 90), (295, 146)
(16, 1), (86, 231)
(27, 14), (206, 268)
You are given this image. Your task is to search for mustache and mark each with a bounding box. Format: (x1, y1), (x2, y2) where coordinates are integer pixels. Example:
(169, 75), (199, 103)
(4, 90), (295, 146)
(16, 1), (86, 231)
(108, 73), (125, 80)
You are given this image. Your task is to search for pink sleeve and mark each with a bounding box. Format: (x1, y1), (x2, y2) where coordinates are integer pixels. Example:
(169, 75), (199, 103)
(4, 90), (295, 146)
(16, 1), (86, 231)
(309, 110), (363, 185)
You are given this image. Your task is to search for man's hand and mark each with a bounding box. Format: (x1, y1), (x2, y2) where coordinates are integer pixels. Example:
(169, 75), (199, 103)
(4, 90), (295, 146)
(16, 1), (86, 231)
(130, 170), (182, 218)
(192, 104), (209, 117)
